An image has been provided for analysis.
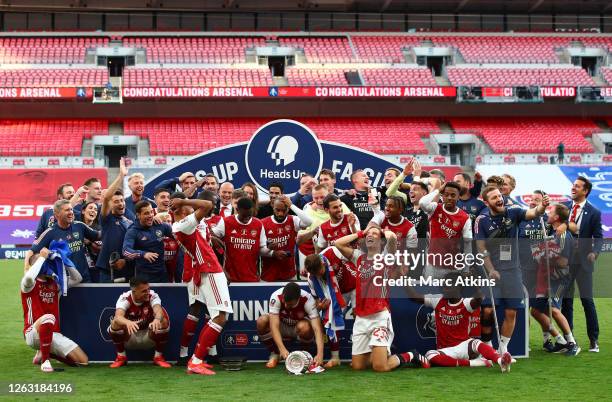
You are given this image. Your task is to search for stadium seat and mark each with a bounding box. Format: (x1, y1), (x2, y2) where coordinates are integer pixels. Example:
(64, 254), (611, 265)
(123, 67), (273, 87)
(446, 67), (594, 87)
(278, 37), (354, 63)
(361, 68), (437, 86)
(122, 36), (266, 63)
(0, 68), (109, 87)
(0, 120), (106, 156)
(125, 118), (435, 155)
(0, 37), (109, 64)
(450, 118), (596, 154)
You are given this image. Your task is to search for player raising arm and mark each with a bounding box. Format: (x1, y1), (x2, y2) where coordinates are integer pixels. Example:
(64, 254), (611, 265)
(171, 191), (233, 375)
(21, 248), (88, 372)
(334, 225), (430, 372)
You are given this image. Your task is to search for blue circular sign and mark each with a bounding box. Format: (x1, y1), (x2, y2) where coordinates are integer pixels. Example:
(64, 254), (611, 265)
(245, 119), (323, 194)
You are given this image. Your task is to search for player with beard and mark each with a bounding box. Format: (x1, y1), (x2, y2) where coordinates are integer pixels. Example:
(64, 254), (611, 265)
(340, 170), (375, 230)
(212, 197), (284, 282)
(94, 159), (134, 283)
(303, 194), (360, 307)
(125, 173), (156, 216)
(170, 191), (232, 375)
(315, 194), (360, 251)
(257, 182), (284, 219)
(408, 271), (512, 372)
(261, 196), (313, 281)
(475, 186), (548, 356)
(297, 185), (352, 273)
(334, 224), (430, 372)
(420, 181), (472, 280)
(202, 174), (219, 194)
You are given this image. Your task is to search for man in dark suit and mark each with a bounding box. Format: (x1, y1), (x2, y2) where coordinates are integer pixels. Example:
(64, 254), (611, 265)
(562, 176), (603, 353)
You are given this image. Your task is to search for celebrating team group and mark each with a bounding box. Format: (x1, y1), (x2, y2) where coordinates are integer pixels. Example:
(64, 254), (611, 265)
(20, 157), (603, 375)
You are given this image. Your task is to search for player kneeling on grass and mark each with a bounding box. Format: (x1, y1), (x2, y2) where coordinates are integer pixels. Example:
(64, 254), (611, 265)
(257, 282), (325, 369)
(108, 277), (171, 368)
(408, 271), (512, 372)
(21, 247), (89, 372)
(334, 224), (430, 372)
(304, 251), (348, 368)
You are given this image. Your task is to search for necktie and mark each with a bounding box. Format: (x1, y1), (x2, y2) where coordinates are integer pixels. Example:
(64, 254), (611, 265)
(570, 203), (580, 223)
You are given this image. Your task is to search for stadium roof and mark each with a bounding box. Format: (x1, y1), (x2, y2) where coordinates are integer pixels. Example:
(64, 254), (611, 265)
(1, 0), (612, 15)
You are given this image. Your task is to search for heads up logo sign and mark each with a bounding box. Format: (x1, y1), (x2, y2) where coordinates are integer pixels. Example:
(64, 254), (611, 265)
(246, 120), (323, 194)
(145, 119), (402, 199)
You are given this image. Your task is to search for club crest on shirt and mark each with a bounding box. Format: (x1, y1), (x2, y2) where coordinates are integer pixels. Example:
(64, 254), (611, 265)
(341, 226), (348, 234)
(285, 225), (291, 232)
(73, 232), (79, 239)
(250, 229), (258, 236)
(453, 221), (460, 228)
(155, 230), (163, 238)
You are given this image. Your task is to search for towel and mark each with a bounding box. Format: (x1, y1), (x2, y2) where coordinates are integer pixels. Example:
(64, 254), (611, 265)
(311, 255), (346, 342)
(40, 240), (75, 296)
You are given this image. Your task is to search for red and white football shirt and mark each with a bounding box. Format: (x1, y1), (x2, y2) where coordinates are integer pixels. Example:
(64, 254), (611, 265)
(371, 213), (418, 250)
(427, 204), (471, 269)
(317, 214), (359, 250)
(261, 215), (300, 281)
(173, 213), (224, 278)
(320, 246), (357, 294)
(21, 278), (60, 335)
(115, 289), (162, 330)
(351, 249), (391, 317)
(268, 288), (318, 326)
(213, 215), (266, 282)
(424, 295), (475, 349)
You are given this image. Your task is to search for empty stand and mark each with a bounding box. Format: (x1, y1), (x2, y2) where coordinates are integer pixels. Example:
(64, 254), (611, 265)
(352, 36), (421, 63)
(0, 120), (107, 156)
(446, 67), (594, 86)
(125, 118), (436, 155)
(122, 36), (266, 63)
(449, 118), (597, 153)
(601, 68), (612, 85)
(0, 37), (108, 64)
(0, 68), (109, 87)
(278, 37), (354, 63)
(123, 67), (273, 87)
(285, 68), (350, 86)
(361, 68), (437, 86)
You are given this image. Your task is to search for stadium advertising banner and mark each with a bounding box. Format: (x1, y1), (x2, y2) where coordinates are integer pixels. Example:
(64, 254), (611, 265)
(60, 283), (527, 362)
(477, 164), (612, 237)
(122, 86), (457, 99)
(145, 119), (404, 196)
(0, 168), (107, 245)
(0, 87), (92, 99)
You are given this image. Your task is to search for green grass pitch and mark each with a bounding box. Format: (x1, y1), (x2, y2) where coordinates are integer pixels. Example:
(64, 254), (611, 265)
(1, 257), (611, 401)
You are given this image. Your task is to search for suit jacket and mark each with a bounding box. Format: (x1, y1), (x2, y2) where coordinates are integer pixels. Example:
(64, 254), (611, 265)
(563, 200), (603, 272)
